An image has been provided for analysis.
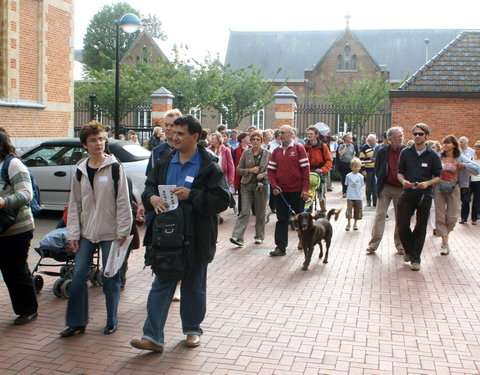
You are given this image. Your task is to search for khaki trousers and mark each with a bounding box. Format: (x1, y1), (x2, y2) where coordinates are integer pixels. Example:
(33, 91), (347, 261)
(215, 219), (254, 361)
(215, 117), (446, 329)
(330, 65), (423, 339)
(434, 185), (460, 237)
(368, 184), (404, 251)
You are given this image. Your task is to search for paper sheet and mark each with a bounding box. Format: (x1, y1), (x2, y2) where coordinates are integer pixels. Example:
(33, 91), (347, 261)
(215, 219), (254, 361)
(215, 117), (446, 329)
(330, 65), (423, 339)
(158, 185), (178, 212)
(104, 235), (133, 278)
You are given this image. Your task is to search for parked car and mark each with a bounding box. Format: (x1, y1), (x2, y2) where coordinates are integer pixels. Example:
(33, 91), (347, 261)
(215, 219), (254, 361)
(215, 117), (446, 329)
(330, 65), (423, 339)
(21, 138), (150, 211)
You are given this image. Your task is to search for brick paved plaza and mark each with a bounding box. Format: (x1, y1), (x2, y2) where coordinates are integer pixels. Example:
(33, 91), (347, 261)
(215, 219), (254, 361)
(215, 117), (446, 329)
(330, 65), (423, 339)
(1, 182), (480, 374)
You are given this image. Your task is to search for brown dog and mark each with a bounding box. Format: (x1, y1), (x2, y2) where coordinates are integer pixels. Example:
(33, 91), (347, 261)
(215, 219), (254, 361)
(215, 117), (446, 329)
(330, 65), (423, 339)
(292, 208), (341, 270)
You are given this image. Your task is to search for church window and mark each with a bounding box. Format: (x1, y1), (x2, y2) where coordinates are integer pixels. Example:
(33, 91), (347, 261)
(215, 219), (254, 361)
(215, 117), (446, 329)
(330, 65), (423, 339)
(344, 46), (350, 70)
(352, 55), (357, 70)
(337, 55), (343, 70)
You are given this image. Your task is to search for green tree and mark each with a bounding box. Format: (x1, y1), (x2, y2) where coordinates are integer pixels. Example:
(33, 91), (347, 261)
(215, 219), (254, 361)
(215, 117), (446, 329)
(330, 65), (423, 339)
(82, 2), (165, 71)
(195, 60), (278, 128)
(320, 73), (393, 135)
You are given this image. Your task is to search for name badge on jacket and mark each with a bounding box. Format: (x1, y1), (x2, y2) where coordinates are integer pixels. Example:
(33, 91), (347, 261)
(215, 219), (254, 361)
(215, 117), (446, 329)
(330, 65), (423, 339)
(421, 163), (428, 167)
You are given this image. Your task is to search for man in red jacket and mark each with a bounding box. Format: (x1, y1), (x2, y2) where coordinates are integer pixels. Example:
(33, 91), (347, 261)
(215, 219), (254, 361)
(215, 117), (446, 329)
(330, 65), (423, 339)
(267, 125), (310, 256)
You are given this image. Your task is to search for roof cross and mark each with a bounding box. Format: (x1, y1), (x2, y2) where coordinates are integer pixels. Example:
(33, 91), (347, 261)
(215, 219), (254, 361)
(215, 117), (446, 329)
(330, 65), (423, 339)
(345, 13), (351, 29)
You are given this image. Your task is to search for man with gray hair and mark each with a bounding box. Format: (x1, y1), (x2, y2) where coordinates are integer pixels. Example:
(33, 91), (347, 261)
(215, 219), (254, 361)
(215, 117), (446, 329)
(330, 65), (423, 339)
(267, 125), (310, 256)
(366, 127), (405, 255)
(459, 136), (475, 223)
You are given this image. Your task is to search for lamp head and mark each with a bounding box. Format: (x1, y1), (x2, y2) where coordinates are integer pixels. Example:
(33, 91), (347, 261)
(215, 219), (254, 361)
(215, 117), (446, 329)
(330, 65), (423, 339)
(116, 13), (141, 33)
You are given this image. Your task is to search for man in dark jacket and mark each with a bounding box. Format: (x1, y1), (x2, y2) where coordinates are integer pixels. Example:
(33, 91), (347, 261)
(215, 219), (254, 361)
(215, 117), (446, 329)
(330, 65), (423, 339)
(397, 123), (442, 271)
(131, 115), (230, 353)
(366, 127), (405, 255)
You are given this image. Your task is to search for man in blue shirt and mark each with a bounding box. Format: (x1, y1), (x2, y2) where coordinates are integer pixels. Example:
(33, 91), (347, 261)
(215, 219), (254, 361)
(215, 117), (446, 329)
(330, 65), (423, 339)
(131, 115), (230, 353)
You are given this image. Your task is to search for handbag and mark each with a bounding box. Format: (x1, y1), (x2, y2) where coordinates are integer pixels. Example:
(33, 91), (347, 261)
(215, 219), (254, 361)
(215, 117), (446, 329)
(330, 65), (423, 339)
(0, 210), (16, 235)
(438, 180), (456, 194)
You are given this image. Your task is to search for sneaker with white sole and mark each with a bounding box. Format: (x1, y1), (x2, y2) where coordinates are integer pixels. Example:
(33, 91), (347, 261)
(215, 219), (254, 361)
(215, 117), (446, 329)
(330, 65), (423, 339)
(229, 237), (244, 247)
(254, 238), (263, 244)
(440, 244), (450, 255)
(353, 224), (358, 231)
(410, 262), (421, 271)
(366, 247), (376, 254)
(345, 224), (351, 231)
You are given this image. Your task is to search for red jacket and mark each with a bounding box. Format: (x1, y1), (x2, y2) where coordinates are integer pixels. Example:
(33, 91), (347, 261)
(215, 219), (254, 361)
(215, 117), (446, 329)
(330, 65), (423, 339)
(267, 141), (310, 193)
(207, 144), (235, 184)
(304, 140), (332, 174)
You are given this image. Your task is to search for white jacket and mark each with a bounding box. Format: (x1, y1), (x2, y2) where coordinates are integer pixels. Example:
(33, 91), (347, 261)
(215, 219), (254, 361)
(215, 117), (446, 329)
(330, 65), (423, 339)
(67, 154), (132, 243)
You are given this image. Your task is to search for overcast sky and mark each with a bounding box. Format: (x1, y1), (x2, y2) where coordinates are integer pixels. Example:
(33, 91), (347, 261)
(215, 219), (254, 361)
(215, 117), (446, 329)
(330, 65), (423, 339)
(74, 0), (480, 62)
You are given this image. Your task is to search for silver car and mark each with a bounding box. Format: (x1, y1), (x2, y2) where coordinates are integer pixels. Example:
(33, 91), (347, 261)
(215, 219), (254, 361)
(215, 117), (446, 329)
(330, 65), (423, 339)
(21, 138), (150, 211)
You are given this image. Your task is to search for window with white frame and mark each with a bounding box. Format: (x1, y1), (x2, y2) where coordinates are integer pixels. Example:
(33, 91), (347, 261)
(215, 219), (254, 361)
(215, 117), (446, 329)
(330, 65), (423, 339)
(190, 107), (201, 120)
(252, 108), (265, 130)
(137, 110), (151, 128)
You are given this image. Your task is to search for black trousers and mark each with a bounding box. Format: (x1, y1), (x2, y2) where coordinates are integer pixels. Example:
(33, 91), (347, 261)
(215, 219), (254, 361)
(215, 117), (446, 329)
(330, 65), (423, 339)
(275, 192), (304, 251)
(396, 193), (432, 264)
(460, 187), (472, 221)
(0, 230), (37, 316)
(339, 161), (352, 194)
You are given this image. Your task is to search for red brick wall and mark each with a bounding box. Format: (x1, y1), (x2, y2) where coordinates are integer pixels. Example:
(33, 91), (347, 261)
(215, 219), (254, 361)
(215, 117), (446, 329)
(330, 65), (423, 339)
(19, 0), (39, 101)
(0, 108), (71, 137)
(45, 4), (72, 103)
(391, 97), (480, 143)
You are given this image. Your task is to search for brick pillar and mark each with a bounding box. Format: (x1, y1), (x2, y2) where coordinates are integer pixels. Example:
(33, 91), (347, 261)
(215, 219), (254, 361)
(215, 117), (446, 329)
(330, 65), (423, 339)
(273, 86), (297, 129)
(151, 87), (174, 126)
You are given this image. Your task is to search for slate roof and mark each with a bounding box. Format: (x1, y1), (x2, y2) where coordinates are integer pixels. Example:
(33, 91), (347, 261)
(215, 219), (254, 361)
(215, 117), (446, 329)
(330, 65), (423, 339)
(399, 31), (480, 92)
(224, 29), (463, 82)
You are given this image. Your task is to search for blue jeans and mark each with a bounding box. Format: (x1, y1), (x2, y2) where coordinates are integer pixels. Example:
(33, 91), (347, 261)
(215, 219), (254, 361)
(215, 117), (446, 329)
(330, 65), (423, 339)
(66, 238), (120, 327)
(142, 263), (208, 346)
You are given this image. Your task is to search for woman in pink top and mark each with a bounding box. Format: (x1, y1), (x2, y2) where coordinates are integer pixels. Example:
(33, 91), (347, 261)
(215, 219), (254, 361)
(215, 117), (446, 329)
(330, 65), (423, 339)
(434, 135), (466, 255)
(208, 132), (234, 185)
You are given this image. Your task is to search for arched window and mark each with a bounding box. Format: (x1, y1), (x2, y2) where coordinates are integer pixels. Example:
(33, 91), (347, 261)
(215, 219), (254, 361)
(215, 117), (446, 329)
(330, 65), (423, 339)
(337, 55), (343, 70)
(352, 55), (357, 70)
(142, 46), (148, 62)
(344, 46), (350, 70)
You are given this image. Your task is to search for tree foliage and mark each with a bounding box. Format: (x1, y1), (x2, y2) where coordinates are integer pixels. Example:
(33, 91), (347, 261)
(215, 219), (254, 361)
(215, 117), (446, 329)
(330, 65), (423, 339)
(320, 73), (393, 134)
(82, 2), (165, 71)
(76, 51), (278, 128)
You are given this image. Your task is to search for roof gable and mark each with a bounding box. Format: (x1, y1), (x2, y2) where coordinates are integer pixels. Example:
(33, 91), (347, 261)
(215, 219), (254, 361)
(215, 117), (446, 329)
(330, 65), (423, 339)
(225, 29), (463, 81)
(399, 31), (480, 92)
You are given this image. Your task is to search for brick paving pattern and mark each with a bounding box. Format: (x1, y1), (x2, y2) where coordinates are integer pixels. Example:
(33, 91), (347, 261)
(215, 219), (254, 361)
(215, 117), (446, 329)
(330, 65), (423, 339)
(1, 182), (480, 374)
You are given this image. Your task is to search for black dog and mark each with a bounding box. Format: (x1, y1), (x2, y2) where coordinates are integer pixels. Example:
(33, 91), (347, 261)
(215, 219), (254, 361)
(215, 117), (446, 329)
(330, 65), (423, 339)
(292, 208), (341, 270)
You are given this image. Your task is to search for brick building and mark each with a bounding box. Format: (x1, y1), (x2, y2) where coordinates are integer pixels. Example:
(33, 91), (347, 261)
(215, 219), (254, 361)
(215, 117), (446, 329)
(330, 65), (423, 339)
(390, 31), (480, 142)
(225, 26), (462, 131)
(0, 0), (74, 151)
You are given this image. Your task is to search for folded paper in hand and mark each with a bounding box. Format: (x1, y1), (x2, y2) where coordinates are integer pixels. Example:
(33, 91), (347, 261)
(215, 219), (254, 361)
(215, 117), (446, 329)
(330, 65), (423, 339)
(104, 235), (133, 277)
(158, 185), (178, 212)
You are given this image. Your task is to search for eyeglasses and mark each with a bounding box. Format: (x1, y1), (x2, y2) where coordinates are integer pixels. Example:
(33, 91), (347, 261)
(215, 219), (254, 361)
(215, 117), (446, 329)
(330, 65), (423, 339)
(413, 132), (425, 136)
(251, 138), (262, 141)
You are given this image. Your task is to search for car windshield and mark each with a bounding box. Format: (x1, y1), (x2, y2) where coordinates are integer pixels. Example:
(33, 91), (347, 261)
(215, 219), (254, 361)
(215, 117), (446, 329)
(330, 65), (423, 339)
(21, 145), (88, 166)
(123, 144), (151, 158)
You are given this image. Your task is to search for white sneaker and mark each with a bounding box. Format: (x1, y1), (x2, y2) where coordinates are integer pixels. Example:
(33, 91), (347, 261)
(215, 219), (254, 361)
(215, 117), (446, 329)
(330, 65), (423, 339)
(173, 285), (181, 302)
(440, 244), (450, 255)
(254, 238), (263, 244)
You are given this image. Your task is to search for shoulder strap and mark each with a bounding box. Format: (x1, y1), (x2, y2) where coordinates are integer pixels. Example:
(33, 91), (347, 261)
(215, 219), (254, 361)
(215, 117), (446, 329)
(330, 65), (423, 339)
(112, 162), (120, 200)
(76, 162), (120, 200)
(1, 155), (16, 187)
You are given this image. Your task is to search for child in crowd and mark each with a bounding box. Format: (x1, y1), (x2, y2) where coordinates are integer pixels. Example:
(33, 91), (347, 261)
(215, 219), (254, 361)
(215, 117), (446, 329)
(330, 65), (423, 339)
(345, 157), (364, 231)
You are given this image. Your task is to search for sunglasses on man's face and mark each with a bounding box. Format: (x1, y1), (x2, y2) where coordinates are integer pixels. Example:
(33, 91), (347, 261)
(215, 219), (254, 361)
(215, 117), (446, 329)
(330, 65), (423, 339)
(413, 132), (425, 136)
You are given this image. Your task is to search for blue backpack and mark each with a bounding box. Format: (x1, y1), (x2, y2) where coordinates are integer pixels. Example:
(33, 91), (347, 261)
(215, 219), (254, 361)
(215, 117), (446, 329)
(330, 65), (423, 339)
(1, 155), (43, 216)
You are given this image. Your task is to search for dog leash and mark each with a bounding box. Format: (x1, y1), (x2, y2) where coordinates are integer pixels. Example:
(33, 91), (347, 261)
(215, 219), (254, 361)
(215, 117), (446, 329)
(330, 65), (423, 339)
(278, 192), (298, 216)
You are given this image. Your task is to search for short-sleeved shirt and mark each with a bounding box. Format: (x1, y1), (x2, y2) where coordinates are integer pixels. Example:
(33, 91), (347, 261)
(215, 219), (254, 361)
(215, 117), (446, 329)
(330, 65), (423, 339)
(166, 150), (201, 188)
(338, 144), (355, 163)
(346, 172), (364, 200)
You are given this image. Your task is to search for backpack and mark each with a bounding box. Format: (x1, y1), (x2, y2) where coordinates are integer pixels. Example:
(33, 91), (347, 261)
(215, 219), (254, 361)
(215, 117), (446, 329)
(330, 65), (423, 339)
(145, 203), (193, 282)
(76, 162), (120, 199)
(1, 155), (42, 216)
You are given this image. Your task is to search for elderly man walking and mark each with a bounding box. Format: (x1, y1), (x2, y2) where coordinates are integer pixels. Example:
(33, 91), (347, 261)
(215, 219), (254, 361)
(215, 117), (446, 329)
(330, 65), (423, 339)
(366, 127), (405, 255)
(267, 125), (310, 256)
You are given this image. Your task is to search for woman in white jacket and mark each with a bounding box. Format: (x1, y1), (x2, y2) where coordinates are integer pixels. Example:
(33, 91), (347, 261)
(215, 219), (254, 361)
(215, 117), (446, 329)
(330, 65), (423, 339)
(60, 121), (132, 337)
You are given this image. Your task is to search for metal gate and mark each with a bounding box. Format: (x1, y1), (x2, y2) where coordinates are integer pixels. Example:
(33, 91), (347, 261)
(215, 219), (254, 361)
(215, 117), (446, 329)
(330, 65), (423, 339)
(294, 103), (391, 139)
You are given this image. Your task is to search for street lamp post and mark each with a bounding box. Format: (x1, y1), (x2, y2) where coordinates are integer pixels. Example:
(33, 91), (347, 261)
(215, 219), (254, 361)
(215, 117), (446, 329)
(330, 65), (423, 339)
(114, 13), (141, 139)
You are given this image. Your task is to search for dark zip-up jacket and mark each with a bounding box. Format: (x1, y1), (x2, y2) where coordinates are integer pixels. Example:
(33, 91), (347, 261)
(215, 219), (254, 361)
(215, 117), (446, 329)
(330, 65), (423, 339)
(398, 144), (442, 196)
(375, 144), (405, 195)
(142, 146), (230, 264)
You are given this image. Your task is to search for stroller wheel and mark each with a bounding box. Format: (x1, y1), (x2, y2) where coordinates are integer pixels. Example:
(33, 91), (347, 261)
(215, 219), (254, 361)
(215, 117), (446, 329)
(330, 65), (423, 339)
(95, 269), (104, 286)
(33, 275), (44, 293)
(88, 268), (97, 285)
(60, 265), (69, 278)
(61, 279), (72, 298)
(53, 278), (65, 297)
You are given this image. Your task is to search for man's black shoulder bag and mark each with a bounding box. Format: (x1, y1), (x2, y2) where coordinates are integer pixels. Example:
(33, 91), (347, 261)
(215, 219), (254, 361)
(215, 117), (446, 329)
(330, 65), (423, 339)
(145, 202), (193, 282)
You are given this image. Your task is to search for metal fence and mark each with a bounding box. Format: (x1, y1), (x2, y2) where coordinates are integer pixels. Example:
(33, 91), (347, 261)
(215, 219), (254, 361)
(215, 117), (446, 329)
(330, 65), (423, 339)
(74, 101), (153, 146)
(295, 103), (391, 139)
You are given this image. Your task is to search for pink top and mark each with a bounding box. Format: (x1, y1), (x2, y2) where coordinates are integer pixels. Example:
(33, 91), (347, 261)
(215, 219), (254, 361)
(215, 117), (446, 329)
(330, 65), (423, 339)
(441, 158), (459, 183)
(208, 144), (235, 184)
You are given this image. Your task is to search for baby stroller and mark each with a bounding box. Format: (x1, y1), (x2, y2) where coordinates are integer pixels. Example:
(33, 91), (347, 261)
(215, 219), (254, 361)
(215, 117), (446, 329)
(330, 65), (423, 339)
(32, 212), (102, 298)
(305, 172), (322, 212)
